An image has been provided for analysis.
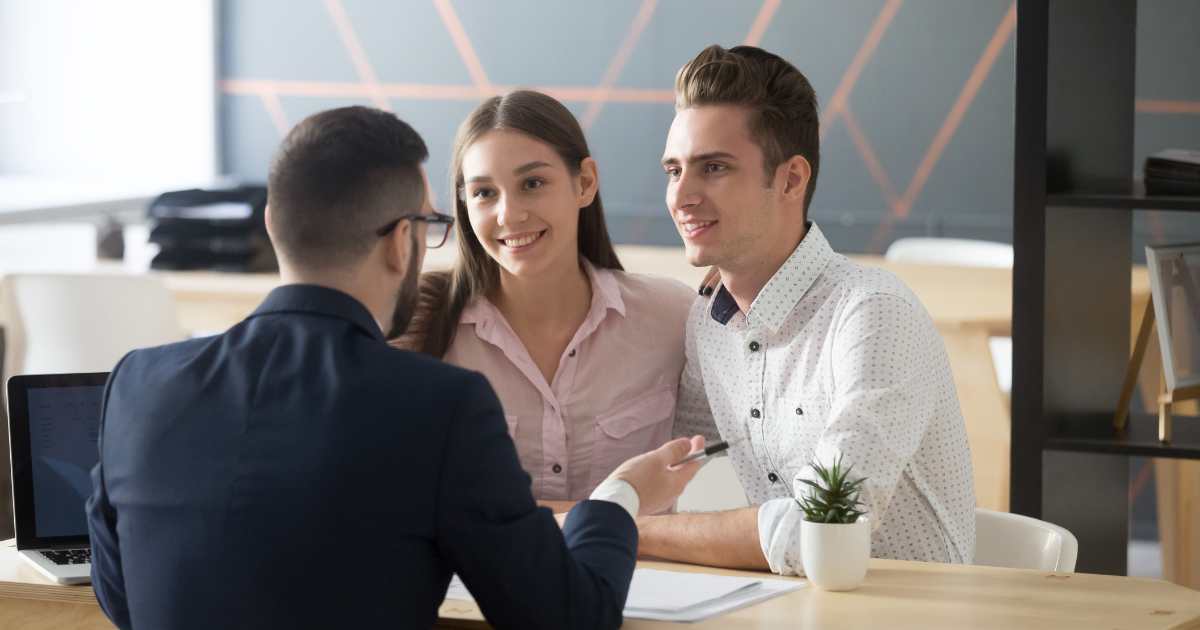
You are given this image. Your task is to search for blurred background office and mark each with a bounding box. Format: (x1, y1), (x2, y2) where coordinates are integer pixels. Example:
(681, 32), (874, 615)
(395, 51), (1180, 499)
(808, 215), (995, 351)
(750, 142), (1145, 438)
(1, 0), (1197, 587)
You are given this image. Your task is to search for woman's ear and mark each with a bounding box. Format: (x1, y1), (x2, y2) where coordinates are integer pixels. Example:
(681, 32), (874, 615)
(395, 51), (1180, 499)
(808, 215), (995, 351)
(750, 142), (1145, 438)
(577, 157), (599, 208)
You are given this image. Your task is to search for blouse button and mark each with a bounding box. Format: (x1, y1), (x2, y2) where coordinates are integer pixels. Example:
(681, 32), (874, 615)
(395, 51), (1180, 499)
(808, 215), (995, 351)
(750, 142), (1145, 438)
(552, 464), (563, 474)
(750, 408), (761, 419)
(568, 349), (577, 357)
(768, 472), (779, 483)
(748, 341), (760, 352)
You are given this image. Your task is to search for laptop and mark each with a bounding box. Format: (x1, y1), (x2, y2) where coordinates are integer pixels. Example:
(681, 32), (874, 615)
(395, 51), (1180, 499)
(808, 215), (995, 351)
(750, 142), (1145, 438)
(7, 372), (109, 585)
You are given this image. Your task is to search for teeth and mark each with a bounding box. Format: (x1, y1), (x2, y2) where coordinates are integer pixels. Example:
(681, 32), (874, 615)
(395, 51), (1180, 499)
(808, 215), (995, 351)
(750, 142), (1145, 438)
(682, 220), (715, 233)
(502, 232), (542, 248)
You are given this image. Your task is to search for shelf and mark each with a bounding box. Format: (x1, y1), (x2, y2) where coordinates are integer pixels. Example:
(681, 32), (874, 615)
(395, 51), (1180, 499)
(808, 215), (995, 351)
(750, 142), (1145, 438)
(1048, 181), (1200, 212)
(1045, 413), (1200, 459)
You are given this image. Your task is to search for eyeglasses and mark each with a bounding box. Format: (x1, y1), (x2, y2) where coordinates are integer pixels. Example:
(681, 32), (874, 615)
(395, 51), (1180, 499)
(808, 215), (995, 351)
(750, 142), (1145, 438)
(375, 211), (455, 249)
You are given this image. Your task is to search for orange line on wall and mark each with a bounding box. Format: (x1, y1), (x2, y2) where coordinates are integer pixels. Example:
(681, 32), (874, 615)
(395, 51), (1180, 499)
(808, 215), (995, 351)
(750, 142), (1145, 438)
(893, 1), (1015, 219)
(258, 92), (290, 137)
(581, 0), (659, 130)
(545, 86), (674, 103)
(842, 106), (901, 209)
(432, 0), (493, 94)
(222, 79), (674, 104)
(743, 0), (781, 47)
(821, 0), (902, 139)
(323, 0), (390, 111)
(1136, 99), (1200, 115)
(224, 79), (482, 100)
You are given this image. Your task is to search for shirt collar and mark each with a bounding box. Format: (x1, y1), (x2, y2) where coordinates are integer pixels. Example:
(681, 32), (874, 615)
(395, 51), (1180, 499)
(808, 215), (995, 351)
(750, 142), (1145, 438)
(249, 284), (385, 341)
(460, 258), (626, 329)
(709, 222), (833, 333)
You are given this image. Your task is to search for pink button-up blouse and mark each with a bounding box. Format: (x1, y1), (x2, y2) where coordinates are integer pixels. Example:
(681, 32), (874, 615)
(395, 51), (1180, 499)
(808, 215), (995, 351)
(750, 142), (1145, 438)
(443, 261), (696, 501)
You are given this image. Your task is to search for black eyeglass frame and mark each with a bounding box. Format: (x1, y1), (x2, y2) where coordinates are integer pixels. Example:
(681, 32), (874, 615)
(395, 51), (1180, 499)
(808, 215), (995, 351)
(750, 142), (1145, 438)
(375, 211), (456, 248)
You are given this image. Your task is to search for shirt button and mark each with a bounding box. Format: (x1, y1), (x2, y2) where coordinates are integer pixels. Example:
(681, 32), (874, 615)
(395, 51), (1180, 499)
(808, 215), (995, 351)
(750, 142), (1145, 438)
(748, 341), (760, 352)
(795, 407), (804, 416)
(750, 408), (761, 419)
(568, 349), (576, 357)
(768, 472), (779, 483)
(552, 464), (562, 474)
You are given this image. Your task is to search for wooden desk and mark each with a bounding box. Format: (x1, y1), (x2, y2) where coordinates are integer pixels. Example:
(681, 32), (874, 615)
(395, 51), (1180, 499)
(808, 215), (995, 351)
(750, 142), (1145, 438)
(2, 540), (1195, 629)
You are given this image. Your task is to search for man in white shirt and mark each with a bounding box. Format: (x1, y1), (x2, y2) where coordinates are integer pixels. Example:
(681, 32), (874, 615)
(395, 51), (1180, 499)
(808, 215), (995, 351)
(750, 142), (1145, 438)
(647, 44), (975, 575)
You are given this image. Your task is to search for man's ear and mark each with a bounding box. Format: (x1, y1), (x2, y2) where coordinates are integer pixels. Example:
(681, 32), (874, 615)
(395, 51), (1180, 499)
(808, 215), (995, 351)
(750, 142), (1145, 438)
(577, 157), (599, 208)
(264, 204), (275, 241)
(382, 221), (412, 275)
(780, 155), (812, 206)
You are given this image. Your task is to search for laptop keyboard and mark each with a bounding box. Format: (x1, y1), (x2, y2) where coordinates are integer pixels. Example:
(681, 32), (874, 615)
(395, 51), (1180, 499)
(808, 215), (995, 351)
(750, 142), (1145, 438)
(42, 548), (91, 565)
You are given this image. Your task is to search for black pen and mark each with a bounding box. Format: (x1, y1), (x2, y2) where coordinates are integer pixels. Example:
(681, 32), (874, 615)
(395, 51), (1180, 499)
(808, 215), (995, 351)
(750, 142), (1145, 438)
(673, 438), (739, 466)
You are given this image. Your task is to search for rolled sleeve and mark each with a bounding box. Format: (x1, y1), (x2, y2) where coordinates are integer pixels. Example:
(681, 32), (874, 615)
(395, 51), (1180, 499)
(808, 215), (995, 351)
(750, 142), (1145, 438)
(757, 498), (805, 576)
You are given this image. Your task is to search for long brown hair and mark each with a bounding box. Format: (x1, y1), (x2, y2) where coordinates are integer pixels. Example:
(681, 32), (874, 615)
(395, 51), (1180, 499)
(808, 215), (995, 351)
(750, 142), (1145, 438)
(397, 90), (623, 357)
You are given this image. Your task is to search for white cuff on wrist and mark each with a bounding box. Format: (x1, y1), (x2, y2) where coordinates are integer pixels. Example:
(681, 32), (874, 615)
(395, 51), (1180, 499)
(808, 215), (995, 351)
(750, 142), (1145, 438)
(588, 478), (641, 520)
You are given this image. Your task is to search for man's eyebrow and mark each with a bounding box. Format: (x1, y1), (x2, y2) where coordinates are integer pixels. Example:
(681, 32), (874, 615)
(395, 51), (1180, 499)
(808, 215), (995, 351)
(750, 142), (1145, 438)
(691, 151), (737, 163)
(662, 151), (738, 167)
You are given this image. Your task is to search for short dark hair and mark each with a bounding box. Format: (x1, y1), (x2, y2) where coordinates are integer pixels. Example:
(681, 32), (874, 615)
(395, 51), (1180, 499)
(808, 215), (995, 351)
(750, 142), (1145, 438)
(267, 106), (429, 270)
(675, 45), (820, 213)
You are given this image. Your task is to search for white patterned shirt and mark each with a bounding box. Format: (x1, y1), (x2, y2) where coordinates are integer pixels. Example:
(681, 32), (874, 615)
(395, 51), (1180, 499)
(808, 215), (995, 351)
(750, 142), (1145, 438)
(674, 223), (975, 575)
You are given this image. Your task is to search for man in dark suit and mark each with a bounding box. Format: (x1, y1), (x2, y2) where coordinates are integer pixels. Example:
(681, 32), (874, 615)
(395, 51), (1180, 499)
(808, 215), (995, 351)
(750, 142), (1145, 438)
(86, 106), (704, 630)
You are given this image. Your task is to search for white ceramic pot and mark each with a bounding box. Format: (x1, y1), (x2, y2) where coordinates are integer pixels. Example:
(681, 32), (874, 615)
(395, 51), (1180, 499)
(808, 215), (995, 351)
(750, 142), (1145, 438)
(800, 516), (870, 591)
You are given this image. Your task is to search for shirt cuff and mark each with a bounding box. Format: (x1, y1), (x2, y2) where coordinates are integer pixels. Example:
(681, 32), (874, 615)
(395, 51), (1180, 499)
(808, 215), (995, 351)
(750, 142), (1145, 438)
(757, 497), (805, 576)
(589, 478), (641, 521)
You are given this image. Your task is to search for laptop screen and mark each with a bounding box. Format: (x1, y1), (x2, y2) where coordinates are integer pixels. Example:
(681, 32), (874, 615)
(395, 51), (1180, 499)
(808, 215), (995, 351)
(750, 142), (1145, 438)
(27, 385), (104, 538)
(7, 372), (110, 548)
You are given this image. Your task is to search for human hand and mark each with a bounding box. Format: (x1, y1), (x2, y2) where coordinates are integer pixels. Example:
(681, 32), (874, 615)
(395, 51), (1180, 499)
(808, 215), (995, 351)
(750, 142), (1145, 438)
(609, 436), (706, 515)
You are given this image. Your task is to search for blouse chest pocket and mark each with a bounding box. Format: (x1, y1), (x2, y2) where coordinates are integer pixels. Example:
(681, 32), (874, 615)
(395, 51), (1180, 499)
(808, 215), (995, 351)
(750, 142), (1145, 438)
(590, 387), (676, 486)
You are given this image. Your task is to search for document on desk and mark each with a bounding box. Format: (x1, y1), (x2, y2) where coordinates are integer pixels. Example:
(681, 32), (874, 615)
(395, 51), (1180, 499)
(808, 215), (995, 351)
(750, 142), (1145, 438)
(445, 569), (803, 623)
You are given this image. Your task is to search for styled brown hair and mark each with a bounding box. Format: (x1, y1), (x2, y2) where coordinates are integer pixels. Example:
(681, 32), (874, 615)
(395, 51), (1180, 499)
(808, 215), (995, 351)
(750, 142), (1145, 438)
(268, 106), (428, 270)
(397, 90), (623, 357)
(675, 44), (820, 213)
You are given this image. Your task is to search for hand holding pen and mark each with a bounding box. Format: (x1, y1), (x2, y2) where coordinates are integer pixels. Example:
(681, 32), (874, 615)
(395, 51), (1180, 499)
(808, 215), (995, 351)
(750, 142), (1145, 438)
(672, 436), (744, 467)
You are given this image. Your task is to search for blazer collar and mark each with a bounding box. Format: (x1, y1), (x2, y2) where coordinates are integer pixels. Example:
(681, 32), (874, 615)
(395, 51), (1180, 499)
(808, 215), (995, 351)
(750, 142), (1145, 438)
(250, 284), (385, 341)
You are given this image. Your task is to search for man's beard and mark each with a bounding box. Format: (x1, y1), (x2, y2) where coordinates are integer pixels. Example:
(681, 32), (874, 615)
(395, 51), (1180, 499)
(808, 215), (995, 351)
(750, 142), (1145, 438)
(386, 243), (421, 339)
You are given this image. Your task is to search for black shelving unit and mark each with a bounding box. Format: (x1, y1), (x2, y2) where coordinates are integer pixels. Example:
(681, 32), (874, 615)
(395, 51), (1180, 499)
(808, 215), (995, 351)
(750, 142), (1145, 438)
(1010, 0), (1200, 576)
(1048, 414), (1200, 459)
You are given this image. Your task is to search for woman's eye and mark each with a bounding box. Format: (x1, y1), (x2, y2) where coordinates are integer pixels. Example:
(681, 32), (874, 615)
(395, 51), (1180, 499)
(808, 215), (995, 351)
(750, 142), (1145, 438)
(523, 177), (545, 191)
(471, 188), (495, 200)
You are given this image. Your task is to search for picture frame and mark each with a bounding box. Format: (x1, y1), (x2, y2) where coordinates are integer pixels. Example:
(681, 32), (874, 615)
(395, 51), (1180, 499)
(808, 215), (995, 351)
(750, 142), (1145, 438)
(1145, 243), (1200, 392)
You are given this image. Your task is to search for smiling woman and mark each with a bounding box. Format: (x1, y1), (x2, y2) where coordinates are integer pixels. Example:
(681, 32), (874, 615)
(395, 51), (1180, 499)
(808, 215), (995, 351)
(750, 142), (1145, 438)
(395, 90), (702, 504)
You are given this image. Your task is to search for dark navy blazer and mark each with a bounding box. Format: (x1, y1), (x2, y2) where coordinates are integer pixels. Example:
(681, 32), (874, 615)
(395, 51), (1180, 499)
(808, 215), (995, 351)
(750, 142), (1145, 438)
(86, 284), (637, 629)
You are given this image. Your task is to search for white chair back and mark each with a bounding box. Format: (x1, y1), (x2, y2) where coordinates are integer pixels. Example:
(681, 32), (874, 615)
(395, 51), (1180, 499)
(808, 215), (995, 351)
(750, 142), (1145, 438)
(884, 237), (1013, 269)
(677, 457), (749, 513)
(0, 273), (184, 379)
(974, 508), (1078, 572)
(885, 237), (1014, 394)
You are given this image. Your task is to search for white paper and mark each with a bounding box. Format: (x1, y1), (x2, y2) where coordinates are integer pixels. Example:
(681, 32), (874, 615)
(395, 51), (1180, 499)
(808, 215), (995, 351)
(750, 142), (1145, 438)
(445, 569), (804, 623)
(622, 569), (762, 612)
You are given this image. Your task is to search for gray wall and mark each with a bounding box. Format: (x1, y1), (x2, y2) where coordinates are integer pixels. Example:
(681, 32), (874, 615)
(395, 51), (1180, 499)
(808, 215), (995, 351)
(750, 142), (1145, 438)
(218, 0), (1200, 254)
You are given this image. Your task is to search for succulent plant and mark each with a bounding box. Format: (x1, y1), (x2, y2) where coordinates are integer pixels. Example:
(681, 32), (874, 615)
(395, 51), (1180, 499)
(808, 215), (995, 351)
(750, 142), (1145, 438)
(795, 455), (867, 524)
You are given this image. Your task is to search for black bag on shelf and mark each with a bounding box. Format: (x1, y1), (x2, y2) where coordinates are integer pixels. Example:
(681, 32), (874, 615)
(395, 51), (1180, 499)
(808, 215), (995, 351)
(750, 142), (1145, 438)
(1144, 149), (1200, 196)
(146, 185), (277, 272)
